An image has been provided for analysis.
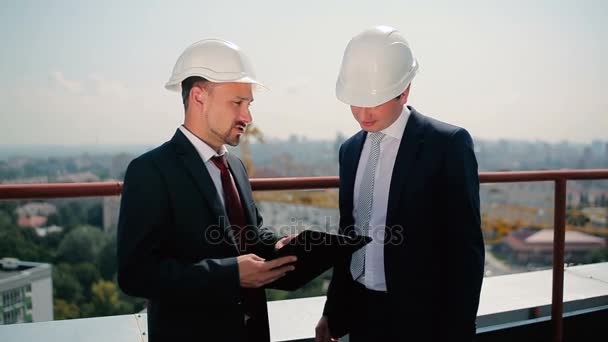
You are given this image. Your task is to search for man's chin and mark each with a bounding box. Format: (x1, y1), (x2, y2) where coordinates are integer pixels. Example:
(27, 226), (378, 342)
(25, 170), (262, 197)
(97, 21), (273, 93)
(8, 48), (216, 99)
(225, 136), (241, 147)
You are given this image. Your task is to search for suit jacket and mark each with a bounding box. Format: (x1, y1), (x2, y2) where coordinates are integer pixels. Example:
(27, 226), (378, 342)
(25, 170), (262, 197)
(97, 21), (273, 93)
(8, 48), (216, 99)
(117, 129), (278, 342)
(323, 107), (485, 341)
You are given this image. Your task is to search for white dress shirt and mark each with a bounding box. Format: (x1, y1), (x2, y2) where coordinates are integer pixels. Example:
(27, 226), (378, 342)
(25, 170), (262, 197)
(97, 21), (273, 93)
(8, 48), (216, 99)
(179, 125), (229, 206)
(352, 106), (410, 291)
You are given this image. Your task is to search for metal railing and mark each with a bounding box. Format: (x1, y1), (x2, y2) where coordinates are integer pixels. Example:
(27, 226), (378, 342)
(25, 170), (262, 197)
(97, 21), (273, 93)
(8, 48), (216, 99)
(1, 169), (608, 342)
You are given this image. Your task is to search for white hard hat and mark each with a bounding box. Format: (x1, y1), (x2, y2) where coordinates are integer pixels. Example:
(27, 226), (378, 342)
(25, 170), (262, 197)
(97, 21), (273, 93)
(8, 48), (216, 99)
(165, 39), (264, 92)
(336, 25), (419, 107)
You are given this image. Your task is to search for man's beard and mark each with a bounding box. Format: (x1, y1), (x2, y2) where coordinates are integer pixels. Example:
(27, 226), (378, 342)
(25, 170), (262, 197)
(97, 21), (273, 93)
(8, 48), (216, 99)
(224, 133), (241, 147)
(216, 127), (241, 147)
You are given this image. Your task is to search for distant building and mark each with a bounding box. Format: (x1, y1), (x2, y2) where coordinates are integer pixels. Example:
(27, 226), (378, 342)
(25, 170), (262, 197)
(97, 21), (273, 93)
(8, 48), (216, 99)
(17, 216), (48, 228)
(0, 258), (53, 325)
(15, 203), (57, 228)
(111, 153), (134, 179)
(6, 157), (32, 169)
(103, 196), (121, 234)
(498, 227), (606, 265)
(15, 203), (56, 218)
(34, 225), (64, 237)
(251, 166), (282, 178)
(1, 176), (49, 184)
(256, 201), (339, 236)
(578, 146), (593, 169)
(580, 207), (608, 228)
(55, 172), (99, 183)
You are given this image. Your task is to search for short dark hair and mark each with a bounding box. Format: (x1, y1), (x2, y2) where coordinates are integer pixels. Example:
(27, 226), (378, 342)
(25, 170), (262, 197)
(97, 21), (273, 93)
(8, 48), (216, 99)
(181, 76), (209, 110)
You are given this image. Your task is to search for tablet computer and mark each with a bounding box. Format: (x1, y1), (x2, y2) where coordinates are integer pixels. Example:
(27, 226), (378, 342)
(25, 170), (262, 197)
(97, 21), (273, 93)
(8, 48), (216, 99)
(267, 230), (371, 291)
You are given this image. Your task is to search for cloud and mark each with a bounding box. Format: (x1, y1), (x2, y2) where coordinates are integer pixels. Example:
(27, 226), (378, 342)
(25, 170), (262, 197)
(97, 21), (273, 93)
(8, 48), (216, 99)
(50, 71), (130, 98)
(2, 71), (180, 144)
(51, 71), (83, 93)
(88, 73), (129, 98)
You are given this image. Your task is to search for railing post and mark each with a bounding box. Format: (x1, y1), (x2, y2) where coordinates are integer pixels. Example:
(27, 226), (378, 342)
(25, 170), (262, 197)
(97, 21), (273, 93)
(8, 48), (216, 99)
(552, 178), (567, 342)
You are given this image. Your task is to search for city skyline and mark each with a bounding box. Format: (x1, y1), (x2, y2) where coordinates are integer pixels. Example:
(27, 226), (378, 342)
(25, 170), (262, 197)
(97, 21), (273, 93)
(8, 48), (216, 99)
(1, 0), (607, 145)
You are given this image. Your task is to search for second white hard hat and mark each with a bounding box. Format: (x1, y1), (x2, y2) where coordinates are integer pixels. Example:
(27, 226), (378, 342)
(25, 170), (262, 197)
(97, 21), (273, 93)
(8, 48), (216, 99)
(336, 25), (419, 108)
(165, 39), (263, 92)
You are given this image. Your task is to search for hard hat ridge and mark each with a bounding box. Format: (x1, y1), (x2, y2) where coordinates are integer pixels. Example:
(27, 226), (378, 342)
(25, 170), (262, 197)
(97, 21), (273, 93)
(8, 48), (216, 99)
(165, 39), (263, 92)
(336, 25), (419, 107)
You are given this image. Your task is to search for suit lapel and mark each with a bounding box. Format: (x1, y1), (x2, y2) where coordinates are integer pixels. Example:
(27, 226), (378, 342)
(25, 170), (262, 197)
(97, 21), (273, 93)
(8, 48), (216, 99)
(171, 130), (239, 251)
(341, 131), (367, 233)
(226, 154), (256, 226)
(387, 107), (426, 222)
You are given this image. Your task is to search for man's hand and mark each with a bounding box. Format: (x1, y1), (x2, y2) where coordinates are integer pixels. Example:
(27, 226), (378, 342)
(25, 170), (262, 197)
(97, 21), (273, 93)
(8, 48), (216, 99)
(275, 234), (298, 250)
(237, 254), (297, 288)
(315, 316), (338, 342)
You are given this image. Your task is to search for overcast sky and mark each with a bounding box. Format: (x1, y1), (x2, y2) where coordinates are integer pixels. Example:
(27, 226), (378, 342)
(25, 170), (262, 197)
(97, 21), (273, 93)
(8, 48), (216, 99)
(0, 0), (606, 145)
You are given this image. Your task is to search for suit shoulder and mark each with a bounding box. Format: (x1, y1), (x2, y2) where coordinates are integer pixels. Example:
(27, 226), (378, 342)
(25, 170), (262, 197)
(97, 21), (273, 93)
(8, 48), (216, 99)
(421, 114), (460, 136)
(417, 112), (472, 144)
(126, 140), (174, 172)
(341, 131), (365, 148)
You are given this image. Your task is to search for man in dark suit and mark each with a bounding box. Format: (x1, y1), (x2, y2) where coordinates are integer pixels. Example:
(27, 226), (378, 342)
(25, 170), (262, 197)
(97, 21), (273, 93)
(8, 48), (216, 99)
(315, 26), (485, 341)
(117, 39), (296, 342)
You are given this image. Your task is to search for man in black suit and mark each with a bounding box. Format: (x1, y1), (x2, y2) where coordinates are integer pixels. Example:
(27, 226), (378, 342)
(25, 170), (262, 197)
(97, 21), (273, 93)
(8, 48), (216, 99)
(117, 39), (296, 342)
(315, 26), (485, 341)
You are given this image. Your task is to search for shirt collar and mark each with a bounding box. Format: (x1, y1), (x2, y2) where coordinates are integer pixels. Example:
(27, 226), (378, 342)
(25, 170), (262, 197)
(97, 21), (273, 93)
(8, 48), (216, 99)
(380, 105), (410, 141)
(179, 125), (228, 163)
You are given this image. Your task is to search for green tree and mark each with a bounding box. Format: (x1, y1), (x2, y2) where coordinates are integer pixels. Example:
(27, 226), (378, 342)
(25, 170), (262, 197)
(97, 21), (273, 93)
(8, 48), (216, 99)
(56, 225), (107, 264)
(95, 169), (110, 181)
(53, 264), (84, 303)
(0, 211), (12, 228)
(56, 202), (88, 229)
(37, 227), (65, 252)
(119, 290), (146, 314)
(71, 263), (101, 301)
(45, 213), (61, 227)
(0, 200), (20, 223)
(86, 203), (103, 227)
(81, 280), (132, 317)
(589, 248), (608, 263)
(98, 236), (117, 280)
(54, 299), (80, 320)
(566, 210), (590, 227)
(0, 224), (50, 261)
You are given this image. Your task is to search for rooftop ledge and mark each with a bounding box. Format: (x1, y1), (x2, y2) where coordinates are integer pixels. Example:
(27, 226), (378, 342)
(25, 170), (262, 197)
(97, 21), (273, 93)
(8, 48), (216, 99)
(1, 262), (606, 342)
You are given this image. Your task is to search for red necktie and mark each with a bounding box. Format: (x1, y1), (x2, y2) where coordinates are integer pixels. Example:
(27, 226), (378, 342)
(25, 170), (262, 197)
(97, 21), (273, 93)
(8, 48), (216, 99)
(210, 155), (247, 252)
(211, 155), (264, 327)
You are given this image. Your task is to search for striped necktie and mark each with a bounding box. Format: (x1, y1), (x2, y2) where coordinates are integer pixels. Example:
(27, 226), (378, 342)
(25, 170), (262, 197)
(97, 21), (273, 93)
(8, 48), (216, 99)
(351, 132), (385, 280)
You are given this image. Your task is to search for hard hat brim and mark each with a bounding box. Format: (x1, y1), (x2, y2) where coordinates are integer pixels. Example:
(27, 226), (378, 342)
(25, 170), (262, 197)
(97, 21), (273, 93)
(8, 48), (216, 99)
(165, 75), (266, 92)
(336, 63), (417, 108)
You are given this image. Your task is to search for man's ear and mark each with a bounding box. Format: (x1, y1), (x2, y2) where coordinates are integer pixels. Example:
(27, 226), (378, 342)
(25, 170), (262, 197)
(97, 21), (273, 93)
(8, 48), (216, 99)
(190, 86), (206, 105)
(399, 84), (411, 105)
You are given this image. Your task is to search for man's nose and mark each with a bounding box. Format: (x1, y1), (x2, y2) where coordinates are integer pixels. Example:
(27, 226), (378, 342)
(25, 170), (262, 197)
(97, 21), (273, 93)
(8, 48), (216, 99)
(359, 107), (373, 119)
(240, 106), (252, 123)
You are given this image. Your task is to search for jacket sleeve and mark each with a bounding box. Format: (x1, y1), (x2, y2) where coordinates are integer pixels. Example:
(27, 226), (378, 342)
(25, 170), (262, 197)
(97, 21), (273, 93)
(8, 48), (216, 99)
(322, 142), (352, 338)
(442, 128), (485, 338)
(117, 157), (240, 301)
